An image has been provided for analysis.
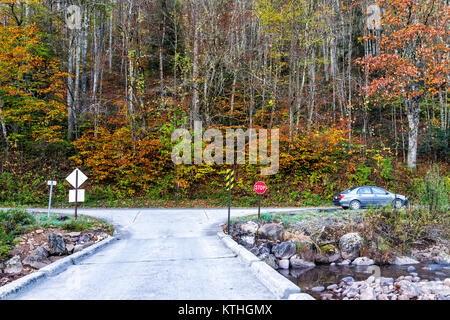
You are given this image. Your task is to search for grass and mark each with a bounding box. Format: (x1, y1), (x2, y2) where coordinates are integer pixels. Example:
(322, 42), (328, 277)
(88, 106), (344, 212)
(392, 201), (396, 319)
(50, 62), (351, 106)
(231, 209), (365, 226)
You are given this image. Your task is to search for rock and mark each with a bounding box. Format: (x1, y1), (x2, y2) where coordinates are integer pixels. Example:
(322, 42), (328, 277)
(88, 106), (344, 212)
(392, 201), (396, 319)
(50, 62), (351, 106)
(66, 244), (75, 254)
(433, 252), (450, 265)
(288, 293), (315, 300)
(339, 233), (363, 260)
(290, 254), (316, 269)
(321, 293), (333, 300)
(35, 229), (44, 234)
(47, 233), (67, 256)
(5, 256), (23, 274)
(240, 221), (259, 234)
(341, 276), (355, 284)
(315, 225), (340, 246)
(338, 259), (351, 266)
(346, 289), (358, 298)
(73, 242), (94, 253)
(377, 294), (389, 300)
(258, 223), (284, 241)
(260, 253), (279, 269)
(392, 256), (419, 265)
(352, 257), (375, 266)
(56, 215), (69, 221)
(78, 234), (92, 243)
(379, 277), (395, 286)
(444, 278), (450, 287)
(408, 266), (416, 272)
(22, 246), (51, 269)
(34, 246), (49, 258)
(258, 247), (270, 256)
(67, 232), (81, 237)
(241, 235), (255, 247)
(397, 280), (422, 299)
(311, 286), (325, 293)
(279, 259), (290, 269)
(315, 244), (341, 264)
(327, 284), (338, 290)
(273, 241), (296, 259)
(360, 287), (377, 300)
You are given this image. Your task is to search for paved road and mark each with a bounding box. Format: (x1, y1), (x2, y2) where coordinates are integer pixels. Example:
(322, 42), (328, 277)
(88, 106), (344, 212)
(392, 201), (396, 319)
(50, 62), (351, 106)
(10, 207), (334, 300)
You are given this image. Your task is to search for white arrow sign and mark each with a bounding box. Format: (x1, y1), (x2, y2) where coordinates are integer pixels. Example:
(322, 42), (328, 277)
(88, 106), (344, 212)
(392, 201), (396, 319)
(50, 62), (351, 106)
(66, 168), (88, 188)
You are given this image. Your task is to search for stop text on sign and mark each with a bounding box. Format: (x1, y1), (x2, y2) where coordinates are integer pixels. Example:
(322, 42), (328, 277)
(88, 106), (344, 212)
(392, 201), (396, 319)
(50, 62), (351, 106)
(254, 181), (267, 195)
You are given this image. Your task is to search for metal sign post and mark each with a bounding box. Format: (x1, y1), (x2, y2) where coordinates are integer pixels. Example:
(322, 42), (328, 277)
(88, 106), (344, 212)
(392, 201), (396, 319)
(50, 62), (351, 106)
(175, 182), (179, 207)
(47, 181), (57, 218)
(254, 181), (267, 220)
(226, 169), (235, 234)
(75, 170), (78, 220)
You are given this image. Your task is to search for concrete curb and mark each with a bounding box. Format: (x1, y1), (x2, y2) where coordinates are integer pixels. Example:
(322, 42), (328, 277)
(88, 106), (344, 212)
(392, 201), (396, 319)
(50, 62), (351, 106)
(217, 228), (314, 300)
(0, 236), (116, 300)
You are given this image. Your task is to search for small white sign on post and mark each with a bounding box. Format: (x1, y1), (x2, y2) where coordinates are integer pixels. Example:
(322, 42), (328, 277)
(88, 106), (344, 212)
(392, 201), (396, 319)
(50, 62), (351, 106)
(47, 180), (57, 218)
(69, 189), (85, 203)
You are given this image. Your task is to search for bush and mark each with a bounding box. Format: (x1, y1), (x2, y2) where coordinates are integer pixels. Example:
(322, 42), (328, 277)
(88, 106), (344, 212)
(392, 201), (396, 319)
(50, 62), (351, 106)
(0, 209), (36, 260)
(417, 165), (449, 214)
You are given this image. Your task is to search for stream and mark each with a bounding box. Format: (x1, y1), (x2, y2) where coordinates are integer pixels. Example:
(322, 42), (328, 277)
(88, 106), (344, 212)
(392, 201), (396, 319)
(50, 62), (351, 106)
(279, 263), (450, 299)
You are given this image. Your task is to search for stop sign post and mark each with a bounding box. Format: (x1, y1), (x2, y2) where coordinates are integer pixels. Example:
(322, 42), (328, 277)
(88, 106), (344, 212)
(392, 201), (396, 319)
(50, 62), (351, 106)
(254, 181), (267, 220)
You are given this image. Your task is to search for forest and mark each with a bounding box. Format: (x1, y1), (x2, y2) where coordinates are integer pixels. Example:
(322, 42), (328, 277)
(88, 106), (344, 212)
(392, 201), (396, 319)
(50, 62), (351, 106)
(0, 0), (448, 207)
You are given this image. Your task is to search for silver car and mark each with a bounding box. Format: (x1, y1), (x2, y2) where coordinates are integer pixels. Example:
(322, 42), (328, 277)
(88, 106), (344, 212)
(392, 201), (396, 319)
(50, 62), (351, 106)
(333, 186), (408, 210)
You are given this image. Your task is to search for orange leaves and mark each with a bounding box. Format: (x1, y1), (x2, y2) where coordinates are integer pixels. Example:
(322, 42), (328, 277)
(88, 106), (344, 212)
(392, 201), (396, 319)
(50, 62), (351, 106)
(0, 23), (66, 144)
(73, 127), (169, 192)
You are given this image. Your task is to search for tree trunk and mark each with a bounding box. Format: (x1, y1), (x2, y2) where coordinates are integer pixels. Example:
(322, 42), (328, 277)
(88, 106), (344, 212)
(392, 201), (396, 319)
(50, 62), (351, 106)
(405, 99), (420, 169)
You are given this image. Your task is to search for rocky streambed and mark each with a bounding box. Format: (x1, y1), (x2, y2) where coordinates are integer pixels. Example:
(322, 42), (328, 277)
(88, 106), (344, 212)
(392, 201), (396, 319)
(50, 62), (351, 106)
(228, 211), (450, 300)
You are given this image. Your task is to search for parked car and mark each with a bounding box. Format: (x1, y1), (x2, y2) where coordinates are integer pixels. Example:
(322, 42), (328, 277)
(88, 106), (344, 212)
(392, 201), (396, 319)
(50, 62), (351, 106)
(333, 186), (408, 210)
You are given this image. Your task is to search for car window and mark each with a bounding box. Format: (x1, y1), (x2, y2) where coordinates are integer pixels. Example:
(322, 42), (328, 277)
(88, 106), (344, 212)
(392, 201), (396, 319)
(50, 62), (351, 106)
(342, 187), (356, 194)
(357, 187), (372, 194)
(371, 187), (387, 194)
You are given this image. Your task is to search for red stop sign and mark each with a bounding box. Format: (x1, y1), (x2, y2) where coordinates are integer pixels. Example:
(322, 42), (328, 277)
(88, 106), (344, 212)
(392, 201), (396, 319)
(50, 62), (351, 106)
(254, 181), (267, 194)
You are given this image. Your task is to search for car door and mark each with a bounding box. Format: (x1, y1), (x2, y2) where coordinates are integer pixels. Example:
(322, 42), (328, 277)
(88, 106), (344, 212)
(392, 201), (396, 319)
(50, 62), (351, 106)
(371, 187), (392, 207)
(356, 187), (374, 207)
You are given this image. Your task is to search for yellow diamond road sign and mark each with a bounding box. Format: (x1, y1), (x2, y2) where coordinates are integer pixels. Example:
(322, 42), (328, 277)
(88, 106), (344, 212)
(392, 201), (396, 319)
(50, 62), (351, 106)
(226, 169), (235, 191)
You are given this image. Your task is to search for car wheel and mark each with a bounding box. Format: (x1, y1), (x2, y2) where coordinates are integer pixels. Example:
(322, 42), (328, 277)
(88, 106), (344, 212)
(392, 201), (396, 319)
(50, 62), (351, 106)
(393, 199), (403, 209)
(350, 200), (361, 210)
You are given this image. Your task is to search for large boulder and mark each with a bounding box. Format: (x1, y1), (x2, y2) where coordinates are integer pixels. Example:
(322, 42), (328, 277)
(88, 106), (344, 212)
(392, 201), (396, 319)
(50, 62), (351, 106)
(273, 241), (296, 259)
(290, 254), (316, 269)
(315, 225), (342, 246)
(4, 255), (23, 274)
(259, 253), (279, 269)
(315, 244), (341, 264)
(352, 257), (375, 266)
(392, 256), (419, 265)
(339, 233), (363, 260)
(47, 233), (67, 256)
(258, 223), (284, 241)
(22, 246), (51, 269)
(240, 221), (259, 234)
(240, 235), (256, 247)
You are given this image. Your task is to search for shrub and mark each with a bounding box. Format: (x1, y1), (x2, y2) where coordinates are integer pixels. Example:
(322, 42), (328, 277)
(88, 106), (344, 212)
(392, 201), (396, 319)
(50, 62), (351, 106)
(417, 165), (449, 214)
